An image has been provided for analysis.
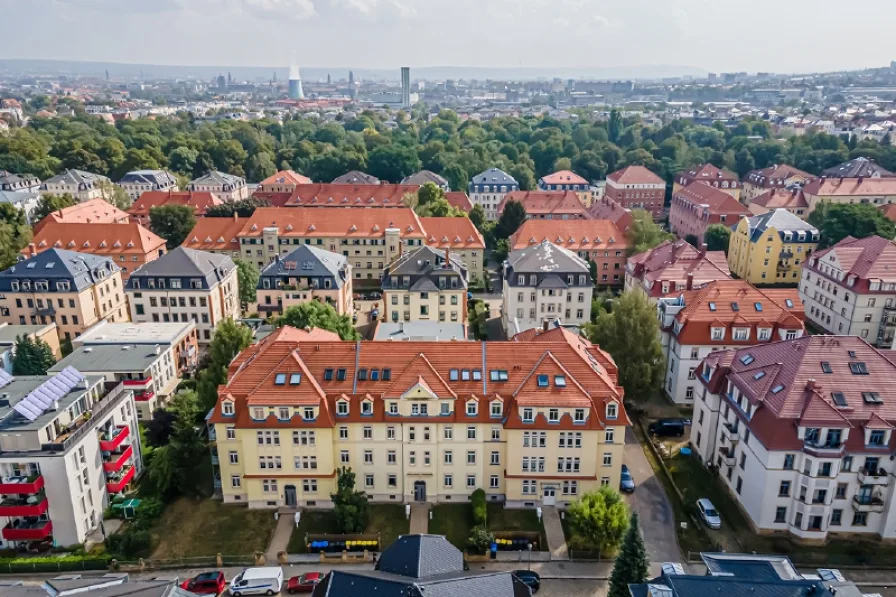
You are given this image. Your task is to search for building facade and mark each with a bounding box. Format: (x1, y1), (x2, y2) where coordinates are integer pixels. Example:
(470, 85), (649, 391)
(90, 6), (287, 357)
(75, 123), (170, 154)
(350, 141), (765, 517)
(208, 326), (628, 509)
(382, 246), (467, 325)
(39, 170), (110, 202)
(728, 209), (820, 285)
(538, 170), (592, 207)
(625, 240), (730, 301)
(0, 171), (40, 193)
(497, 191), (589, 220)
(742, 164), (812, 203)
(187, 171), (249, 202)
(604, 165), (666, 221)
(669, 182), (750, 244)
(257, 246), (353, 318)
(673, 164), (741, 201)
(802, 178), (896, 214)
(748, 189), (810, 218)
(117, 170), (178, 201)
(469, 168), (519, 221)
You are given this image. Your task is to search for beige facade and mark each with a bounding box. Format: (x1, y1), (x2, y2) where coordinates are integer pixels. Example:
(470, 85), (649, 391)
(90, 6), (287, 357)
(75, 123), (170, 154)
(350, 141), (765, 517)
(257, 284), (353, 318)
(384, 288), (466, 324)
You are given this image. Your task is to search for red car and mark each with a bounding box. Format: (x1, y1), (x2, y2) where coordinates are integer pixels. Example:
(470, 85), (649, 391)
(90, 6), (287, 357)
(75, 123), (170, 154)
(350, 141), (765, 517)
(286, 573), (323, 594)
(180, 571), (226, 595)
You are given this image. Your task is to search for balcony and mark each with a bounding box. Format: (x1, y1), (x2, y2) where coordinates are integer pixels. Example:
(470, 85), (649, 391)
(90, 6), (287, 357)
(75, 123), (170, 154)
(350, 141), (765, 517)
(722, 422), (739, 443)
(106, 465), (135, 494)
(718, 446), (736, 466)
(0, 474), (44, 495)
(779, 250), (794, 259)
(134, 391), (155, 402)
(802, 439), (845, 458)
(853, 495), (886, 513)
(99, 425), (130, 452)
(777, 261), (791, 272)
(103, 445), (133, 473)
(122, 377), (152, 390)
(41, 385), (133, 453)
(2, 520), (53, 541)
(0, 493), (49, 517)
(858, 468), (890, 487)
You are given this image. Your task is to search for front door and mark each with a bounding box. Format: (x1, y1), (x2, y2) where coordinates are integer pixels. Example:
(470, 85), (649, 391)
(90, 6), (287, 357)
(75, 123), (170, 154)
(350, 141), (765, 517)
(414, 480), (426, 502)
(543, 486), (556, 506)
(284, 485), (297, 507)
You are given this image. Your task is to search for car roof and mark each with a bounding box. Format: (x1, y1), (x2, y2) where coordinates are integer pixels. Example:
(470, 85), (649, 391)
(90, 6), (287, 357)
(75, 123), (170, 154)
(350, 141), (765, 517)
(303, 573), (322, 578)
(195, 572), (222, 581)
(697, 498), (716, 508)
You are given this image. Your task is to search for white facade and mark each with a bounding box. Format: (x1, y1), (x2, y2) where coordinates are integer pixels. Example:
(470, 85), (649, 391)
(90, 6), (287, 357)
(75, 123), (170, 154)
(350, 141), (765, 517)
(502, 280), (592, 337)
(471, 188), (512, 221)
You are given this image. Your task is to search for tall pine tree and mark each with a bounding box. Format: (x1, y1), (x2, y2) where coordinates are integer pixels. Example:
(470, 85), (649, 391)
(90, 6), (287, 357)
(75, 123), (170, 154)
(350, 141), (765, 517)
(12, 335), (57, 376)
(608, 513), (650, 597)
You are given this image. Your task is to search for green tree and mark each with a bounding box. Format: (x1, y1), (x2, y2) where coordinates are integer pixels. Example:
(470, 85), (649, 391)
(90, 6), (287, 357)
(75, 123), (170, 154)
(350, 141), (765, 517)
(469, 204), (486, 230)
(608, 109), (623, 144)
(204, 197), (271, 218)
(366, 144), (422, 183)
(567, 485), (630, 554)
(808, 203), (896, 248)
(585, 291), (664, 401)
(684, 234), (699, 247)
(495, 200), (527, 240)
(626, 209), (674, 254)
(196, 319), (253, 412)
(11, 334), (57, 375)
(468, 300), (489, 340)
(96, 180), (131, 210)
(149, 204), (197, 249)
(0, 203), (33, 270)
(331, 466), (369, 533)
(467, 526), (495, 555)
(235, 259), (260, 305)
(508, 164), (536, 191)
(607, 513), (650, 597)
(142, 391), (209, 499)
(417, 182), (444, 207)
(704, 224), (732, 253)
(32, 193), (77, 223)
(442, 163), (469, 191)
(276, 301), (359, 340)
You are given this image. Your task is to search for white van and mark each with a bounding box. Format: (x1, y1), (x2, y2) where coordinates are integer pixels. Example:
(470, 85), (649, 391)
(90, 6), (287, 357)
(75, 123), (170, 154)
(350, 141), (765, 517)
(228, 567), (283, 597)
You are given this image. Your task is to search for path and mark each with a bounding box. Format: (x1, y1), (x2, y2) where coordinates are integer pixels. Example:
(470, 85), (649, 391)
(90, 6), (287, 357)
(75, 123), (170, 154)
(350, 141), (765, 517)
(265, 511), (296, 562)
(409, 503), (429, 535)
(541, 505), (569, 561)
(623, 427), (681, 563)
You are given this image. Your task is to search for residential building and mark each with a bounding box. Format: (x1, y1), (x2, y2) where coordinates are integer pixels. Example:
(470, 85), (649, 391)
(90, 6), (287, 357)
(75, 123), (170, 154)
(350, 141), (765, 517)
(127, 191), (222, 226)
(419, 217), (485, 286)
(0, 171), (40, 193)
(117, 170), (178, 201)
(799, 235), (896, 347)
(510, 220), (628, 287)
(179, 214), (245, 259)
(497, 191), (589, 220)
(502, 241), (592, 336)
(332, 170), (380, 185)
(0, 189), (41, 224)
(802, 178), (896, 214)
(0, 370), (141, 547)
(38, 169), (110, 202)
(0, 322), (60, 372)
(0, 249), (128, 342)
(372, 321), (467, 341)
(382, 246), (467, 325)
(50, 321), (198, 419)
(742, 164), (813, 203)
(26, 222), (167, 280)
(257, 246), (353, 318)
(208, 324), (628, 508)
(469, 168), (519, 220)
(33, 198), (129, 233)
(320, 534), (531, 597)
(673, 164), (741, 201)
(821, 157), (895, 179)
(282, 184), (419, 208)
(125, 247), (239, 344)
(187, 171), (248, 202)
(604, 165), (666, 220)
(538, 170), (592, 206)
(728, 209), (820, 285)
(748, 188), (810, 218)
(692, 335), (896, 540)
(444, 192), (473, 212)
(402, 170), (449, 190)
(669, 182), (750, 244)
(586, 196), (634, 233)
(625, 240), (730, 301)
(256, 170), (312, 193)
(657, 279), (805, 404)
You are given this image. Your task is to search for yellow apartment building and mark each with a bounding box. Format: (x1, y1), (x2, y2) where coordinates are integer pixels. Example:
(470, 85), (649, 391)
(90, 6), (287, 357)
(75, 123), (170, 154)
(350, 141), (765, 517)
(382, 246), (467, 324)
(728, 209), (820, 285)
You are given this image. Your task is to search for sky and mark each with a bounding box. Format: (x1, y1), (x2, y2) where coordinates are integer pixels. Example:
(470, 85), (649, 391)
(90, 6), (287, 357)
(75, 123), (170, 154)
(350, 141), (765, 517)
(1, 0), (894, 75)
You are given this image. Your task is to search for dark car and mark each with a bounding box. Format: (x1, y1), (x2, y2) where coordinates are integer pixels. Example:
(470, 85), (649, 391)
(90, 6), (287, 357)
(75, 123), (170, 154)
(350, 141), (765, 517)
(512, 570), (541, 593)
(649, 419), (686, 437)
(286, 573), (323, 594)
(620, 464), (635, 493)
(179, 571), (226, 595)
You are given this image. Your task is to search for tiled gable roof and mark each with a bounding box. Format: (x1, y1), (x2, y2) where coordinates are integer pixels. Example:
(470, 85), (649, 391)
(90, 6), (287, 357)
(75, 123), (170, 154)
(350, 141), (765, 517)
(28, 221), (166, 257)
(419, 217), (485, 249)
(807, 235), (896, 285)
(259, 170), (312, 186)
(238, 207), (426, 239)
(607, 165), (664, 185)
(182, 216), (245, 251)
(750, 189), (809, 210)
(498, 191), (588, 217)
(802, 177), (896, 197)
(679, 163), (739, 182)
(540, 170), (588, 185)
(35, 198), (130, 232)
(332, 170), (379, 185)
(510, 219), (628, 251)
(283, 184), (419, 207)
(128, 191), (222, 218)
(674, 182), (750, 216)
(744, 164), (811, 187)
(444, 192), (473, 212)
(628, 240), (731, 293)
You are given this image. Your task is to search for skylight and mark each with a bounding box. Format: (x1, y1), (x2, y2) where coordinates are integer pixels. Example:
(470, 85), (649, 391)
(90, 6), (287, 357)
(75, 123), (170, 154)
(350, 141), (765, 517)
(537, 374), (549, 387)
(740, 354), (755, 365)
(820, 362), (832, 374)
(754, 302), (763, 312)
(832, 392), (848, 407)
(862, 392), (883, 404)
(849, 362), (869, 375)
(753, 371), (766, 380)
(848, 350), (857, 358)
(771, 385), (785, 394)
(785, 299), (794, 308)
(731, 302), (739, 312)
(274, 373), (287, 385)
(555, 375), (567, 387)
(708, 302), (717, 311)
(289, 373), (301, 385)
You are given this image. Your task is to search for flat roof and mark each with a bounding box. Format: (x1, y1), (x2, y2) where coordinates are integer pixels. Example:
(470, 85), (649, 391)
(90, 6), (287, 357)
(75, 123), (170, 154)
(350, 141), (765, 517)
(49, 345), (162, 374)
(77, 321), (194, 346)
(0, 375), (104, 433)
(374, 322), (468, 341)
(0, 323), (55, 346)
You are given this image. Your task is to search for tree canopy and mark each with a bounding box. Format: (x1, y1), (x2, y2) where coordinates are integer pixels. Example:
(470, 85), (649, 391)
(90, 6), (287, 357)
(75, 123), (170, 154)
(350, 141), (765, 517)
(608, 513), (650, 597)
(0, 203), (33, 271)
(704, 223), (732, 253)
(331, 466), (370, 533)
(494, 200), (527, 241)
(234, 259), (260, 305)
(276, 301), (359, 340)
(627, 209), (675, 255)
(142, 391), (209, 500)
(205, 196), (271, 218)
(196, 319), (254, 412)
(808, 202), (896, 248)
(32, 193), (76, 223)
(149, 204), (197, 249)
(567, 485), (631, 554)
(11, 334), (57, 376)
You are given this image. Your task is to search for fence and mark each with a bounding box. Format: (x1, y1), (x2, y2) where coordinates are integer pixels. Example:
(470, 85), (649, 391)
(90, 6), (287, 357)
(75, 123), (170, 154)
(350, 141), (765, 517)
(114, 555), (256, 571)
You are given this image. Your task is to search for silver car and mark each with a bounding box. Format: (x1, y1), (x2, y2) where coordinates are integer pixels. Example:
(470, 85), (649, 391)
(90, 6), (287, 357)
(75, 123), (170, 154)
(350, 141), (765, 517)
(697, 498), (722, 529)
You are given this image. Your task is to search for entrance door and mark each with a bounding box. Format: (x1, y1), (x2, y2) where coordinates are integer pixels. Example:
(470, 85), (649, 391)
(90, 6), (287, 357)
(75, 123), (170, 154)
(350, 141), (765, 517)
(284, 485), (297, 507)
(414, 480), (426, 502)
(543, 486), (556, 506)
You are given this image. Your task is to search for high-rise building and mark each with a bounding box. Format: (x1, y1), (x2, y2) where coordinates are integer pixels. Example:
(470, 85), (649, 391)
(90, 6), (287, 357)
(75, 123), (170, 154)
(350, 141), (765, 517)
(401, 66), (411, 108)
(288, 63), (304, 100)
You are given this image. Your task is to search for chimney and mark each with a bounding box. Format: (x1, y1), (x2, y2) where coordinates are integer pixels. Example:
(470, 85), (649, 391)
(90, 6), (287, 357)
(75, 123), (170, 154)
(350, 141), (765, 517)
(444, 246), (450, 266)
(26, 243), (36, 256)
(699, 243), (707, 256)
(686, 273), (694, 290)
(543, 320), (549, 332)
(233, 212), (238, 221)
(806, 378), (818, 391)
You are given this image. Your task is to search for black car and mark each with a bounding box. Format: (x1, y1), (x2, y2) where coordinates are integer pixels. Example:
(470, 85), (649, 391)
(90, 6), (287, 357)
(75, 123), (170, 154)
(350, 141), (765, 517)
(512, 570), (540, 593)
(649, 419), (686, 437)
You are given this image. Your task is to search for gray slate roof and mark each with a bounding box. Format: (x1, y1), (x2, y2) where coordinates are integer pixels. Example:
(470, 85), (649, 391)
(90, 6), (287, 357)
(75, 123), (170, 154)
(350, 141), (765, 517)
(471, 168), (518, 185)
(0, 248), (120, 292)
(379, 534), (463, 578)
(126, 247), (235, 290)
(821, 157), (895, 178)
(402, 170), (449, 187)
(382, 246), (467, 290)
(0, 189), (40, 208)
(506, 240), (589, 274)
(332, 170), (380, 184)
(40, 169), (108, 187)
(374, 322), (467, 341)
(189, 170), (245, 187)
(745, 209), (819, 242)
(118, 170), (177, 186)
(258, 245), (348, 287)
(0, 170), (40, 189)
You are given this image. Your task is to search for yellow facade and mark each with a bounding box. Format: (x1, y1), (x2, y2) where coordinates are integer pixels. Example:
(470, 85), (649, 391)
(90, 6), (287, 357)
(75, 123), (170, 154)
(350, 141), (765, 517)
(384, 288), (467, 324)
(728, 217), (819, 285)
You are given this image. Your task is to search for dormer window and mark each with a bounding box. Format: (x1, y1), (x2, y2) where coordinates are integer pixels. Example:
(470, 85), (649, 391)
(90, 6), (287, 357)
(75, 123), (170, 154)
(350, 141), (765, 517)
(303, 407), (315, 420)
(466, 401), (478, 416)
(222, 402), (234, 416)
(574, 408), (585, 422)
(606, 403), (618, 419)
(361, 401), (373, 415)
(733, 328), (749, 341)
(869, 430), (885, 446)
(757, 328), (772, 341)
(548, 408), (559, 422)
(252, 407), (265, 420)
(711, 327), (725, 341)
(491, 402), (502, 417)
(337, 401), (349, 415)
(522, 408), (534, 422)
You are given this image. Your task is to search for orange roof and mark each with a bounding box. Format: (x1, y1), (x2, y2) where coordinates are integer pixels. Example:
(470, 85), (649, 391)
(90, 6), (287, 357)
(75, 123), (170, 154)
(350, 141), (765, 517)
(674, 182), (750, 216)
(751, 188), (809, 210)
(128, 191), (223, 218)
(283, 184), (419, 207)
(239, 207), (426, 239)
(607, 165), (665, 185)
(27, 221), (166, 257)
(420, 217), (485, 249)
(498, 191), (588, 218)
(259, 170), (312, 186)
(510, 219), (628, 251)
(678, 163), (739, 183)
(34, 199), (129, 233)
(803, 177), (896, 197)
(182, 215), (246, 252)
(587, 196), (634, 231)
(540, 170), (588, 185)
(250, 191), (293, 207)
(881, 203), (896, 224)
(445, 192), (473, 212)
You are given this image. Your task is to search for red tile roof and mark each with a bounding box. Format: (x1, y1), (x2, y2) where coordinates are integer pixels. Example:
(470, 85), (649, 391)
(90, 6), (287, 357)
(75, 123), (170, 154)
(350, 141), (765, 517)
(128, 191), (222, 219)
(805, 235), (896, 292)
(586, 196), (634, 231)
(510, 219), (628, 252)
(678, 163), (740, 184)
(419, 217), (485, 249)
(34, 199), (129, 233)
(250, 191), (293, 207)
(540, 170), (588, 185)
(627, 240), (731, 296)
(259, 170), (312, 186)
(283, 184), (419, 207)
(674, 182), (751, 216)
(607, 165), (665, 185)
(750, 188), (809, 210)
(182, 215), (246, 252)
(445, 192), (473, 212)
(802, 177), (896, 197)
(27, 221), (166, 257)
(744, 164), (812, 188)
(498, 191), (588, 218)
(880, 203), (896, 224)
(238, 207), (427, 239)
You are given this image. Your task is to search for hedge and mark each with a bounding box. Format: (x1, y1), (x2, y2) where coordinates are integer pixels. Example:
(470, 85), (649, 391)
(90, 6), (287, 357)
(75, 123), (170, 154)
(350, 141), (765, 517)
(471, 489), (487, 527)
(0, 555), (109, 573)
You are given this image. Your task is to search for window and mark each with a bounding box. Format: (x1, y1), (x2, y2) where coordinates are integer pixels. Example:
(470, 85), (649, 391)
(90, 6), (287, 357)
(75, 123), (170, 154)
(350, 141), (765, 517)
(444, 474), (453, 488)
(522, 408), (534, 422)
(853, 512), (868, 526)
(466, 475), (476, 488)
(490, 451), (500, 465)
(821, 361), (832, 374)
(779, 480), (791, 497)
(289, 373), (301, 385)
(467, 451), (476, 464)
(602, 453), (612, 466)
(340, 450), (349, 463)
(830, 509), (842, 526)
(364, 450), (373, 464)
(467, 426), (476, 440)
(222, 402), (234, 415)
(491, 402), (502, 417)
(339, 426), (348, 440)
(850, 362), (869, 375)
(606, 403), (617, 419)
(274, 373), (286, 385)
(490, 475), (500, 488)
(537, 374), (549, 387)
(231, 476), (241, 488)
(606, 428), (615, 443)
(363, 426), (373, 440)
(775, 507), (787, 523)
(783, 454), (794, 470)
(303, 480), (318, 493)
(337, 401), (348, 415)
(466, 402), (478, 416)
(574, 408), (585, 422)
(365, 474), (374, 488)
(548, 408), (559, 422)
(362, 401), (373, 415)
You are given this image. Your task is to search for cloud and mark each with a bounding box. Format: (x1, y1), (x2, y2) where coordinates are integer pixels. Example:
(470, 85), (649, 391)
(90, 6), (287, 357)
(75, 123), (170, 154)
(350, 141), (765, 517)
(52, 0), (185, 12)
(327, 0), (417, 18)
(240, 0), (316, 20)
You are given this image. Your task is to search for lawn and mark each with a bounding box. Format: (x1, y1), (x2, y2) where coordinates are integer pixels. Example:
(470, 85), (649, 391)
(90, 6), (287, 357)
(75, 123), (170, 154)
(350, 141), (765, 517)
(149, 498), (278, 559)
(430, 503), (546, 551)
(286, 505), (409, 554)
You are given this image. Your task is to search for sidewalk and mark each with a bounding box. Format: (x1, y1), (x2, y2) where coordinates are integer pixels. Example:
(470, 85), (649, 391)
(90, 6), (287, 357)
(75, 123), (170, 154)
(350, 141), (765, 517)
(409, 504), (429, 534)
(264, 513), (295, 562)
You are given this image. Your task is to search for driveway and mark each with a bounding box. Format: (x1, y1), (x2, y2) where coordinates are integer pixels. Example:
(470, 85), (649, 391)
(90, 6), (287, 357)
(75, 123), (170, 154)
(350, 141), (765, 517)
(623, 427), (681, 564)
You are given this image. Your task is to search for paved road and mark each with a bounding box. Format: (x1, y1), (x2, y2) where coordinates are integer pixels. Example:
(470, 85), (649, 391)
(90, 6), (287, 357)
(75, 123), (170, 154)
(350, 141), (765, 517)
(540, 579), (608, 596)
(623, 427), (681, 564)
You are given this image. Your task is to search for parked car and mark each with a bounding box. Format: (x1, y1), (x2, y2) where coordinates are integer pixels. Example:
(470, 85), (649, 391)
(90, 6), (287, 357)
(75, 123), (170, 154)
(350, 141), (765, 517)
(697, 498), (722, 529)
(180, 571), (226, 595)
(649, 419), (686, 437)
(229, 567), (283, 597)
(620, 464), (635, 493)
(286, 573), (323, 594)
(512, 570), (541, 593)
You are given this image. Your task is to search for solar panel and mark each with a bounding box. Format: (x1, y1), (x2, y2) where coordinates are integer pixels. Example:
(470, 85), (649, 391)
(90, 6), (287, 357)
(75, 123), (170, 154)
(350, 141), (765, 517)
(13, 367), (85, 422)
(0, 370), (13, 389)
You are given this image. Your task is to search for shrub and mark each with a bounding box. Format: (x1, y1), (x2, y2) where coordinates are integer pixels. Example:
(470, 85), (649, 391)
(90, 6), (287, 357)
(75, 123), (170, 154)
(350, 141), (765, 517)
(471, 489), (487, 527)
(106, 529), (151, 560)
(467, 526), (494, 555)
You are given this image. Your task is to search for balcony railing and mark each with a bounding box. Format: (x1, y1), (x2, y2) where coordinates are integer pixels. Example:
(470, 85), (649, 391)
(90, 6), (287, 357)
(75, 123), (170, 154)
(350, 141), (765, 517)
(106, 465), (135, 494)
(722, 422), (739, 442)
(122, 377), (152, 389)
(102, 445), (133, 473)
(802, 439), (845, 457)
(41, 385), (133, 453)
(718, 446), (736, 466)
(99, 425), (130, 452)
(2, 520), (53, 541)
(134, 391), (155, 402)
(0, 493), (49, 517)
(853, 495), (886, 513)
(858, 468), (890, 486)
(0, 474), (44, 495)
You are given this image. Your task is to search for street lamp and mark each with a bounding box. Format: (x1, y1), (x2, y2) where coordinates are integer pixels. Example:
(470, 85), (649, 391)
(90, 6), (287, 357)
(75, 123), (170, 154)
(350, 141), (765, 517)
(527, 543), (533, 571)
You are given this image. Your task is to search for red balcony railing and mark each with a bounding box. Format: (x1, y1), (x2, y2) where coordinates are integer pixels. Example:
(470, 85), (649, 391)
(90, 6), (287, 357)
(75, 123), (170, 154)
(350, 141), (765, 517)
(99, 425), (130, 451)
(103, 445), (133, 473)
(2, 520), (52, 541)
(134, 391), (155, 402)
(0, 494), (49, 517)
(106, 465), (135, 494)
(122, 377), (152, 389)
(0, 474), (45, 495)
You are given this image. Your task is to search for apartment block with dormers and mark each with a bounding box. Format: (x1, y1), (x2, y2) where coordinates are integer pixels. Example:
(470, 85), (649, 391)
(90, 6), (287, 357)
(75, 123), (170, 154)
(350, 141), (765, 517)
(625, 239), (730, 302)
(382, 246), (467, 325)
(257, 245), (353, 318)
(691, 335), (896, 541)
(207, 326), (628, 509)
(0, 249), (129, 343)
